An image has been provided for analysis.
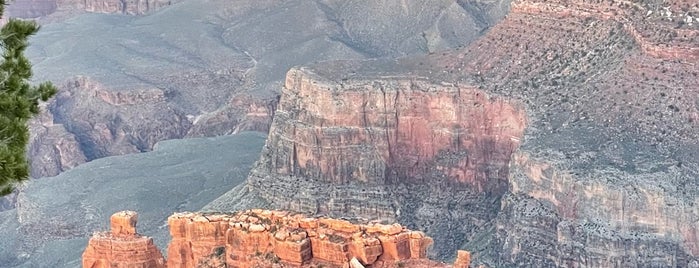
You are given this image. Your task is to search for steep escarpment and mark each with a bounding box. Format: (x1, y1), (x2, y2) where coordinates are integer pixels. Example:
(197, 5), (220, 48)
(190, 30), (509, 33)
(211, 67), (526, 258)
(215, 0), (699, 266)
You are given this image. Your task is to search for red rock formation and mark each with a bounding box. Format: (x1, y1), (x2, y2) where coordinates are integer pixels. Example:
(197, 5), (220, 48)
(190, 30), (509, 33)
(166, 210), (437, 268)
(452, 250), (471, 268)
(273, 68), (526, 191)
(82, 211), (165, 268)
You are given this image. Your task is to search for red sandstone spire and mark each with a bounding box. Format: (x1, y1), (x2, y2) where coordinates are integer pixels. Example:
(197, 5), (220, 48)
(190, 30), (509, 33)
(82, 211), (166, 268)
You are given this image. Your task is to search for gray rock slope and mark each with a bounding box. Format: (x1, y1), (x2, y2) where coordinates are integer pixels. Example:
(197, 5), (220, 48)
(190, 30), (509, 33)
(0, 132), (265, 268)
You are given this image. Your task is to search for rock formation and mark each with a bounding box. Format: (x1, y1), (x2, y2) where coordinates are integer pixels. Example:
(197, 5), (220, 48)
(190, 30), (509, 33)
(82, 211), (166, 268)
(3, 0), (175, 18)
(83, 0), (173, 15)
(452, 250), (471, 268)
(166, 210), (435, 268)
(211, 0), (699, 266)
(81, 210), (453, 268)
(221, 67), (527, 257)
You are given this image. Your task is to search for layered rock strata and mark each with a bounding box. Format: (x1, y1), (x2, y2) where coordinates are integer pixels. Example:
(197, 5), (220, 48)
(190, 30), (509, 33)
(229, 67), (526, 258)
(82, 211), (166, 268)
(166, 210), (435, 268)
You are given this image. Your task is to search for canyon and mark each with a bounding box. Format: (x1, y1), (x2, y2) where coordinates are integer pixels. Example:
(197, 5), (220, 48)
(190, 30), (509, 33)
(206, 0), (699, 266)
(8, 0), (511, 180)
(0, 0), (697, 267)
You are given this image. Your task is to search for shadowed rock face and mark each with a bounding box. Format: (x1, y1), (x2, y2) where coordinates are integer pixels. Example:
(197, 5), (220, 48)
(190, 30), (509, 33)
(209, 0), (699, 265)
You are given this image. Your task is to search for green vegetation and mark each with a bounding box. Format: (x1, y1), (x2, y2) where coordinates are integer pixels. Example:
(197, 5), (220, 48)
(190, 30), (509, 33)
(0, 1), (57, 196)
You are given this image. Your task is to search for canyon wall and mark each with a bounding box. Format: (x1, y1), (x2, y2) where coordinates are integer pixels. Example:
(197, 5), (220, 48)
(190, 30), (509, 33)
(510, 0), (699, 61)
(25, 77), (277, 179)
(224, 66), (526, 259)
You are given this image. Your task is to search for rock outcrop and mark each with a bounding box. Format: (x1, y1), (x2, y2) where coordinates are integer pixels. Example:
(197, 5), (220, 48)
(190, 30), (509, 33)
(82, 211), (166, 268)
(46, 76), (191, 161)
(166, 210), (435, 268)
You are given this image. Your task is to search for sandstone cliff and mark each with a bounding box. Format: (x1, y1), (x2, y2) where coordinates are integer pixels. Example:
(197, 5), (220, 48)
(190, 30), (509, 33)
(211, 66), (526, 259)
(211, 0), (699, 266)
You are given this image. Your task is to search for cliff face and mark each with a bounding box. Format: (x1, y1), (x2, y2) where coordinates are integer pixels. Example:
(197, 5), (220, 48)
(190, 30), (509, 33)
(44, 77), (191, 162)
(222, 0), (699, 266)
(231, 68), (525, 258)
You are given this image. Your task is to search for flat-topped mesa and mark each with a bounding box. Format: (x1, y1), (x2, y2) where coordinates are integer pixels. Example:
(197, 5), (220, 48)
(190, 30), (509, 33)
(242, 66), (526, 258)
(82, 211), (165, 268)
(166, 210), (437, 268)
(265, 67), (526, 191)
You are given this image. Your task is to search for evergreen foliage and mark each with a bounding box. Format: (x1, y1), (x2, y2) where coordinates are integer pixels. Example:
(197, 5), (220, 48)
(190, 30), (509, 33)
(0, 1), (57, 196)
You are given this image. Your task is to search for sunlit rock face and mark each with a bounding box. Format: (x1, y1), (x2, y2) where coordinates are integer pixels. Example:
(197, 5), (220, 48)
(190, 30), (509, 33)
(81, 211), (166, 268)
